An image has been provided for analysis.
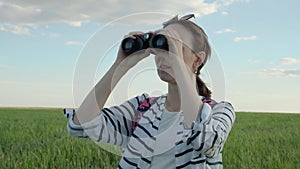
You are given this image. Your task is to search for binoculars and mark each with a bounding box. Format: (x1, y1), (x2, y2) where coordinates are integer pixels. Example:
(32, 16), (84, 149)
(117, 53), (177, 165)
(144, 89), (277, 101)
(121, 32), (168, 55)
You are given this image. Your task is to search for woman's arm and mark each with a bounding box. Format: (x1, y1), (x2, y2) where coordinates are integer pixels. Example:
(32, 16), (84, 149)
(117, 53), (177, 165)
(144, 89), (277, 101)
(73, 34), (151, 125)
(171, 56), (203, 127)
(73, 62), (129, 125)
(67, 94), (149, 147)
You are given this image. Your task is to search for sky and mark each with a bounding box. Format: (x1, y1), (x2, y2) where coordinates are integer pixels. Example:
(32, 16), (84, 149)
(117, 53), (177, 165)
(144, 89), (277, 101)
(0, 0), (299, 113)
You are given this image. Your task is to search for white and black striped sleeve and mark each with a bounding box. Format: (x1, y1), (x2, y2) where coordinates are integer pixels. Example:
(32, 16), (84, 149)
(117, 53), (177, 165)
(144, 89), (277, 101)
(66, 94), (148, 147)
(185, 101), (236, 158)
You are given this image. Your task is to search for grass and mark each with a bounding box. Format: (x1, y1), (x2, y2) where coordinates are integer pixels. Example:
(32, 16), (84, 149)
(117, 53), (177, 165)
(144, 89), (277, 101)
(223, 112), (300, 169)
(0, 108), (120, 169)
(0, 108), (299, 169)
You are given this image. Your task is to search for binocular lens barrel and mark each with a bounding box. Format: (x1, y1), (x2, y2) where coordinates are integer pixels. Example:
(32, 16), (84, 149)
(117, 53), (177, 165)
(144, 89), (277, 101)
(121, 36), (144, 55)
(121, 34), (168, 55)
(150, 34), (168, 51)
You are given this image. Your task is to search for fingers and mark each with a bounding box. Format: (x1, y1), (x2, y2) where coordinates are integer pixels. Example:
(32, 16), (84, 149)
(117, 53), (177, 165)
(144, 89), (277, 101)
(156, 29), (182, 50)
(135, 48), (151, 60)
(120, 48), (151, 68)
(150, 48), (168, 57)
(156, 28), (181, 42)
(128, 31), (144, 36)
(157, 29), (183, 60)
(123, 31), (144, 39)
(119, 31), (145, 57)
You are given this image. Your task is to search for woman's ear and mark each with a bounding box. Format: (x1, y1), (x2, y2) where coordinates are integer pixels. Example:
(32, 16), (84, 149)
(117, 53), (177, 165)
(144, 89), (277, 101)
(194, 51), (206, 68)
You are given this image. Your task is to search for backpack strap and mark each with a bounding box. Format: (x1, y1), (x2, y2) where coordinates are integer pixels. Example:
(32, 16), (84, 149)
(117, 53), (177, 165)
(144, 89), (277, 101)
(202, 97), (217, 108)
(132, 96), (158, 132)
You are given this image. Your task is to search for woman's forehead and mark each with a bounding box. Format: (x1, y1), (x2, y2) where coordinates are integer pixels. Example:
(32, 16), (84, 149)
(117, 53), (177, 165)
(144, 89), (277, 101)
(156, 24), (194, 50)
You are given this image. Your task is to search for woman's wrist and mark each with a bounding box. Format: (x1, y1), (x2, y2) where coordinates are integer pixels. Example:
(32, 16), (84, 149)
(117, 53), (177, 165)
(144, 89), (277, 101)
(112, 61), (131, 74)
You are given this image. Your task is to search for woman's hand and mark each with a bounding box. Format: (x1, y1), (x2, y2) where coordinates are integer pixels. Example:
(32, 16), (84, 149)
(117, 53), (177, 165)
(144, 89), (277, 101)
(115, 32), (151, 70)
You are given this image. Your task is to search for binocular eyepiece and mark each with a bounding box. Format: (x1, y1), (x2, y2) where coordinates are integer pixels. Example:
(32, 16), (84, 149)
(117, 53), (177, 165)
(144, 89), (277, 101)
(121, 32), (168, 55)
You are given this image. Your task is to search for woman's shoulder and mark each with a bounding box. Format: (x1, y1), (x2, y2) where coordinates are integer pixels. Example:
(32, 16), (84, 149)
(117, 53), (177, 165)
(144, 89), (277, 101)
(215, 100), (234, 110)
(202, 97), (234, 110)
(210, 99), (235, 119)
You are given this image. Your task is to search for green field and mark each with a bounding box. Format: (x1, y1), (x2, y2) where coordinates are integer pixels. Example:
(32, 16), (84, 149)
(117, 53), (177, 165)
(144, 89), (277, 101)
(0, 108), (299, 169)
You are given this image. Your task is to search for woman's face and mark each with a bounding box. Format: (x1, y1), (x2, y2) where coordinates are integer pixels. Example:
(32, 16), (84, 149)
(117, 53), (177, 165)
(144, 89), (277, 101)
(153, 23), (199, 84)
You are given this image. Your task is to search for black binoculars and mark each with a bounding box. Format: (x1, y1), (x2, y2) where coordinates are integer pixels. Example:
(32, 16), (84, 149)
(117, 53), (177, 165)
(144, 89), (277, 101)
(121, 32), (168, 55)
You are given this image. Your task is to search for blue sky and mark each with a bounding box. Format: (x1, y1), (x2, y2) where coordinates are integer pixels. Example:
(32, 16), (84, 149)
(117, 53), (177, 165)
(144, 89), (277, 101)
(0, 0), (299, 113)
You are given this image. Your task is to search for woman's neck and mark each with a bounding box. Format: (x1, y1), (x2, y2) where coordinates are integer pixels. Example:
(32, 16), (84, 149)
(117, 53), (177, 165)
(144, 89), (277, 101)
(165, 83), (181, 112)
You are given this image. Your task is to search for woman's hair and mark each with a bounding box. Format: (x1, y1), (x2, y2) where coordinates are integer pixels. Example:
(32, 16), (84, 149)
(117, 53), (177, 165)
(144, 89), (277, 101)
(163, 16), (212, 98)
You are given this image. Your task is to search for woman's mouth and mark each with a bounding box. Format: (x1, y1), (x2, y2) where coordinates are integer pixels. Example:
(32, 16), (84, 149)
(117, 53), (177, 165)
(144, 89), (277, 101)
(159, 65), (171, 69)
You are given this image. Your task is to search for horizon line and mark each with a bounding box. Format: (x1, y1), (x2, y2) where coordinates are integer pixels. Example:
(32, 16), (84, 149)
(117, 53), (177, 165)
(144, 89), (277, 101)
(0, 106), (299, 114)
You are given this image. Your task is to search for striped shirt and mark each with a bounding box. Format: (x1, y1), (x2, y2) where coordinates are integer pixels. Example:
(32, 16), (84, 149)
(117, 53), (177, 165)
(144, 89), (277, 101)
(66, 93), (235, 169)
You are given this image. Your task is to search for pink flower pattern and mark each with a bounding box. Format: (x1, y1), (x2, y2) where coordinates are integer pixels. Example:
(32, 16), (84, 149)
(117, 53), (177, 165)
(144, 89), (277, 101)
(137, 99), (151, 112)
(132, 98), (153, 131)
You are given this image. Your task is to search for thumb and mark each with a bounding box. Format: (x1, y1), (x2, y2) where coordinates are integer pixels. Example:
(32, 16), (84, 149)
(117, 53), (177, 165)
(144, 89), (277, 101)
(133, 48), (151, 61)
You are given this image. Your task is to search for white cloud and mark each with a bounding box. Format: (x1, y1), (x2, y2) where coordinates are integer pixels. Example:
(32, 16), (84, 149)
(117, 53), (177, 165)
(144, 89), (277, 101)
(65, 41), (83, 46)
(68, 21), (83, 27)
(214, 28), (235, 34)
(234, 35), (257, 42)
(247, 58), (261, 64)
(0, 23), (30, 35)
(0, 64), (14, 69)
(221, 11), (229, 15)
(279, 57), (300, 65)
(0, 80), (18, 84)
(0, 0), (247, 26)
(221, 0), (251, 6)
(47, 33), (60, 38)
(260, 68), (300, 77)
(0, 64), (10, 68)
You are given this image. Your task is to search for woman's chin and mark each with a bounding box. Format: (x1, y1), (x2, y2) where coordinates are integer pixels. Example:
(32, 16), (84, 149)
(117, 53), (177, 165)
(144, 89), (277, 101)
(157, 70), (176, 83)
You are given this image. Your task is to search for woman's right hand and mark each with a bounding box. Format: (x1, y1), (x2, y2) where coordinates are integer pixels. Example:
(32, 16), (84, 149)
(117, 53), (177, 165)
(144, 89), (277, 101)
(115, 32), (151, 69)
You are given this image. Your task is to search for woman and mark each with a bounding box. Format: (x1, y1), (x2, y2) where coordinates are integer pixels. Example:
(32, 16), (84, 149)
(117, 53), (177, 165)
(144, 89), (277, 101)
(65, 14), (235, 169)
